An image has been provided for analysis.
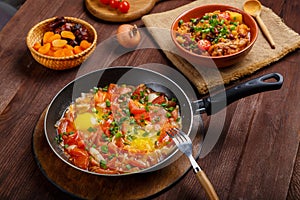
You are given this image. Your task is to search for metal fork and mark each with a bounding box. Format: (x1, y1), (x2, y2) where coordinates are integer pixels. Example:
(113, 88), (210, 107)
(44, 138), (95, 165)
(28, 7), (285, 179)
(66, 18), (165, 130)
(167, 128), (219, 200)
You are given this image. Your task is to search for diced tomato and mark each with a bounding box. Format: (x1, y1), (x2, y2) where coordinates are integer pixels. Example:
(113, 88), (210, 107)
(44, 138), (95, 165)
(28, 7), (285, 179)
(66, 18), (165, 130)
(167, 100), (177, 108)
(157, 131), (170, 145)
(107, 83), (117, 94)
(152, 95), (166, 104)
(219, 12), (230, 20)
(132, 84), (146, 100)
(62, 131), (84, 148)
(73, 155), (89, 169)
(63, 132), (79, 146)
(133, 112), (150, 124)
(197, 39), (211, 51)
(57, 118), (75, 134)
(128, 99), (150, 125)
(95, 90), (107, 104)
(101, 115), (113, 137)
(69, 147), (89, 169)
(128, 99), (146, 114)
(114, 137), (125, 148)
(157, 125), (174, 147)
(77, 139), (86, 149)
(64, 110), (74, 122)
(69, 147), (88, 157)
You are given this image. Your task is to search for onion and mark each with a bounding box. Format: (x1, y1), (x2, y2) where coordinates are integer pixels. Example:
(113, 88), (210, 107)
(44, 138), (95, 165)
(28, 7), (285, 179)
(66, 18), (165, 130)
(89, 147), (105, 163)
(147, 93), (159, 102)
(116, 24), (141, 48)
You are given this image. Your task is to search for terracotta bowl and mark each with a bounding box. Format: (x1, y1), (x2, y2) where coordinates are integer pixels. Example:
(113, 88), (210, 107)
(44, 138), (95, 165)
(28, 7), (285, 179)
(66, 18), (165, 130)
(171, 4), (258, 68)
(26, 17), (97, 70)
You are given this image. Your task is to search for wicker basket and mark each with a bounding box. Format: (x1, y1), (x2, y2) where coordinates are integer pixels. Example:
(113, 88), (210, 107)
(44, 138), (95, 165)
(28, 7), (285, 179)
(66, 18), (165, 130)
(26, 17), (97, 70)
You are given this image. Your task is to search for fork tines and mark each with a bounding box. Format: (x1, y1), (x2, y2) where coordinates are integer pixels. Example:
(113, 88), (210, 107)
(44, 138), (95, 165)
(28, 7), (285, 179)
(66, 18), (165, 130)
(166, 127), (187, 144)
(166, 127), (179, 138)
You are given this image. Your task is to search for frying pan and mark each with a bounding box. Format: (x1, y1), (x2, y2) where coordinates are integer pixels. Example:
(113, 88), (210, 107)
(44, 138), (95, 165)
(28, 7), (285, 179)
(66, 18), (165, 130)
(44, 67), (283, 176)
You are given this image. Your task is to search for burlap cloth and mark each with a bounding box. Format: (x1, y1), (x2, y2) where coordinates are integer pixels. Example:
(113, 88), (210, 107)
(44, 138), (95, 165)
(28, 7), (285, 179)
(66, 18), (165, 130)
(142, 0), (300, 94)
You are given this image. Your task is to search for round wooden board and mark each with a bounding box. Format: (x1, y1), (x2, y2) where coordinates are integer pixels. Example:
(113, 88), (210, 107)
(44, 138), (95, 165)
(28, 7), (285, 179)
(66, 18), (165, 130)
(33, 109), (202, 199)
(85, 0), (159, 22)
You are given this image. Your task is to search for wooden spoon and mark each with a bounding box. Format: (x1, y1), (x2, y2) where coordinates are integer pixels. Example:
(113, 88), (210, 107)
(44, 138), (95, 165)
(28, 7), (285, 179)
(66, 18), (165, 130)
(243, 0), (275, 49)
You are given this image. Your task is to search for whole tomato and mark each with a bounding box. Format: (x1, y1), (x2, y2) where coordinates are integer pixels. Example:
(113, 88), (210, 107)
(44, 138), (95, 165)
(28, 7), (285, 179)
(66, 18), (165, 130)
(109, 0), (120, 9)
(100, 0), (110, 5)
(118, 1), (130, 13)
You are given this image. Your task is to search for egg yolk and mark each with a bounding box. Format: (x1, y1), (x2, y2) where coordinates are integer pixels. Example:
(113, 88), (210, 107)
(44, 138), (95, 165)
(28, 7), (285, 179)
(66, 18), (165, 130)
(74, 112), (98, 131)
(130, 138), (155, 152)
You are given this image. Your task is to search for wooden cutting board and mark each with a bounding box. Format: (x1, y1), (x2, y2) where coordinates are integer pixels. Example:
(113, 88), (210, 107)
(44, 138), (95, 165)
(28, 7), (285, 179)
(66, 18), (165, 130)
(33, 109), (202, 199)
(85, 0), (160, 22)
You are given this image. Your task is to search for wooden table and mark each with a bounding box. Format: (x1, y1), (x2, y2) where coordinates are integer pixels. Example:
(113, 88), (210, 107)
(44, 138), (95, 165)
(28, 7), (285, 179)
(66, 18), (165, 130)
(0, 0), (299, 199)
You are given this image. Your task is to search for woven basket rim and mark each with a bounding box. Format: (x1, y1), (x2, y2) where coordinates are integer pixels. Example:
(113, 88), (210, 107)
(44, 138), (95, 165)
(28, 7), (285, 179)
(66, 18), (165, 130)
(26, 16), (97, 60)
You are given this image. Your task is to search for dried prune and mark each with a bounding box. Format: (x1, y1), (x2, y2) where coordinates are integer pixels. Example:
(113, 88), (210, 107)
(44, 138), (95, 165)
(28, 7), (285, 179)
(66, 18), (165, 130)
(68, 40), (79, 47)
(72, 23), (82, 31)
(73, 29), (81, 37)
(49, 17), (66, 29)
(54, 28), (62, 34)
(61, 23), (73, 31)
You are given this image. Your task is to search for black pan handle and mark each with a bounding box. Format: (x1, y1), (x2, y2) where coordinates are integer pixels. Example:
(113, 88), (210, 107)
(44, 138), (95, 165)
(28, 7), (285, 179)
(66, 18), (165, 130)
(194, 73), (283, 115)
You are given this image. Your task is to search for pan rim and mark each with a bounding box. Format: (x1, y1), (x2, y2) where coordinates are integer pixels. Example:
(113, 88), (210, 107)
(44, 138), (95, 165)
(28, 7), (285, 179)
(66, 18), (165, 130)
(44, 66), (195, 176)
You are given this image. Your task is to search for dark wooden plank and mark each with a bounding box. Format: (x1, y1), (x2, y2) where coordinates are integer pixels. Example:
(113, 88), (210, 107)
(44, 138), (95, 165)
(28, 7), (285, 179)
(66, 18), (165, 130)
(0, 0), (299, 199)
(227, 66), (300, 199)
(288, 145), (300, 200)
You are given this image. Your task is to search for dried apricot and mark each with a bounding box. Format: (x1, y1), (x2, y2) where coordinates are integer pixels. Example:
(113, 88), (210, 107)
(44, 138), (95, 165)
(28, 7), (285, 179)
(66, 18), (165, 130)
(80, 40), (91, 50)
(53, 49), (65, 57)
(46, 49), (55, 57)
(48, 34), (61, 43)
(43, 32), (54, 44)
(61, 31), (75, 40)
(52, 39), (68, 48)
(38, 43), (51, 54)
(73, 46), (83, 54)
(63, 48), (74, 57)
(64, 44), (74, 51)
(33, 42), (41, 51)
(51, 46), (63, 51)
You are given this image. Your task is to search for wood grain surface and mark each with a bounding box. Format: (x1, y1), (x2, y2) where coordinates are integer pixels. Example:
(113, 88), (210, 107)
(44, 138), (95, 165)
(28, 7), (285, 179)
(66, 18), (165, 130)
(0, 0), (299, 199)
